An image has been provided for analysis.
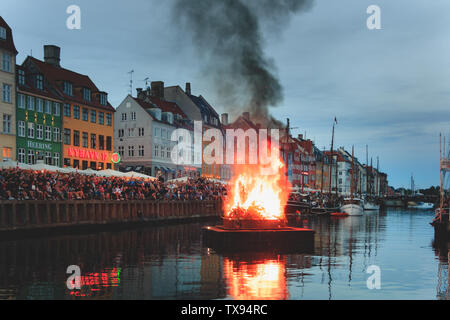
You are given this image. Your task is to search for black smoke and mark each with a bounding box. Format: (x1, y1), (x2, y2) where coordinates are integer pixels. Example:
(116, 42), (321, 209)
(173, 0), (313, 125)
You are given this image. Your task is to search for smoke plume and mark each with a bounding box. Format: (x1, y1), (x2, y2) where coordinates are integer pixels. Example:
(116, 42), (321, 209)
(173, 0), (313, 125)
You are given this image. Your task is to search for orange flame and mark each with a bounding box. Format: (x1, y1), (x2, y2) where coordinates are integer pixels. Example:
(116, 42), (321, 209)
(224, 141), (291, 221)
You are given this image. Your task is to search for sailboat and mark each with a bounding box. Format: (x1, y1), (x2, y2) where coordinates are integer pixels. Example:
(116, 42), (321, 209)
(363, 148), (380, 210)
(341, 146), (364, 216)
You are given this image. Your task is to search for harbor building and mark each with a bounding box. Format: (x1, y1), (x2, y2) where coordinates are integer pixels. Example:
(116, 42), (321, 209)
(0, 17), (18, 162)
(15, 64), (63, 166)
(115, 85), (200, 180)
(23, 46), (115, 170)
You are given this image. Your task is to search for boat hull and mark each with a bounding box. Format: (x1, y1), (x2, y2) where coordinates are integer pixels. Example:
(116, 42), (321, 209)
(340, 204), (364, 216)
(364, 202), (380, 211)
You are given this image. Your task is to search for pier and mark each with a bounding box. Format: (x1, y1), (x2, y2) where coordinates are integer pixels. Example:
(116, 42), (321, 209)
(0, 200), (223, 233)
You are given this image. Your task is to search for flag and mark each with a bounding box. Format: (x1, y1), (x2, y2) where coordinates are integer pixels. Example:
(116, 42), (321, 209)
(334, 117), (338, 124)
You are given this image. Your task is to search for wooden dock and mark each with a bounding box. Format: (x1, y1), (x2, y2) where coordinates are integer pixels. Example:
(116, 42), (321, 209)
(0, 200), (223, 233)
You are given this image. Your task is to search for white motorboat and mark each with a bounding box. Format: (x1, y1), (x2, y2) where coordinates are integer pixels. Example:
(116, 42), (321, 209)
(364, 201), (380, 211)
(409, 202), (434, 210)
(341, 198), (364, 216)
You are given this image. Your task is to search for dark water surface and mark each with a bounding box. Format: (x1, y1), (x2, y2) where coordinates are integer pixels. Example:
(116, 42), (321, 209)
(0, 208), (447, 300)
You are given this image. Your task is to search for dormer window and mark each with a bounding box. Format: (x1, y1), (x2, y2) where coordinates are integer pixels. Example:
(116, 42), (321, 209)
(36, 74), (43, 90)
(83, 88), (91, 101)
(100, 93), (107, 106)
(17, 70), (25, 86)
(0, 27), (6, 40)
(63, 81), (73, 96)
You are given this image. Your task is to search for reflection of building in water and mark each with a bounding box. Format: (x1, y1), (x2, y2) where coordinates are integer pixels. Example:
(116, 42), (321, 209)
(0, 223), (224, 300)
(223, 254), (288, 300)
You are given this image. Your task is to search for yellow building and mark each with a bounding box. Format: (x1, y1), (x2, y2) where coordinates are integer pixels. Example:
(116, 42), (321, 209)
(25, 46), (115, 169)
(0, 17), (17, 162)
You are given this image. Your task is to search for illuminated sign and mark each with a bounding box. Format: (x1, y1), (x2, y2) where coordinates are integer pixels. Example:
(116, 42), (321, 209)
(67, 147), (109, 162)
(111, 153), (121, 164)
(28, 141), (52, 151)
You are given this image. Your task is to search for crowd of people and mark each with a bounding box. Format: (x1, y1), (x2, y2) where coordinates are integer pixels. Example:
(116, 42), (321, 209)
(0, 169), (227, 201)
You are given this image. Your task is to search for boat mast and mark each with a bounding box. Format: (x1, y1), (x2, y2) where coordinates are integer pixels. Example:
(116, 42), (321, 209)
(351, 146), (355, 201)
(329, 121), (335, 196)
(366, 145), (369, 198)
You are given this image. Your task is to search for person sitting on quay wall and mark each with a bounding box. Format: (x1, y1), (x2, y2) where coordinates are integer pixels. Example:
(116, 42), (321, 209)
(0, 169), (226, 202)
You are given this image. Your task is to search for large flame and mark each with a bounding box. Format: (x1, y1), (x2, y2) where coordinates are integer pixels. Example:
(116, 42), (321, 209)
(224, 141), (291, 221)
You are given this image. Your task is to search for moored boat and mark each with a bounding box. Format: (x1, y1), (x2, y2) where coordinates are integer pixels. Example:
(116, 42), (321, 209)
(341, 198), (364, 216)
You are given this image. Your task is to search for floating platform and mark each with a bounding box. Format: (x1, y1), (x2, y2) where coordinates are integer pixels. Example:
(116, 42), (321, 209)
(202, 225), (315, 253)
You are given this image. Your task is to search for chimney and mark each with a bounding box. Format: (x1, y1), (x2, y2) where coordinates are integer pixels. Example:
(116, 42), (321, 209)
(243, 112), (250, 121)
(185, 82), (191, 95)
(136, 88), (146, 99)
(43, 45), (61, 68)
(151, 81), (165, 99)
(221, 113), (229, 126)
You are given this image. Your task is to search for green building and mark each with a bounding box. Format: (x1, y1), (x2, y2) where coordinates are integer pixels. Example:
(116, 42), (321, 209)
(15, 64), (62, 166)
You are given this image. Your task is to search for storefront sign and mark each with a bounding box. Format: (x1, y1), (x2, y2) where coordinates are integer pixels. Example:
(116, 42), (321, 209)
(67, 147), (109, 162)
(28, 141), (52, 151)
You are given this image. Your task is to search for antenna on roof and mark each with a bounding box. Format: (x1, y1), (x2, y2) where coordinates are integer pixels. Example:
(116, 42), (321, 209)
(142, 77), (150, 89)
(127, 70), (134, 95)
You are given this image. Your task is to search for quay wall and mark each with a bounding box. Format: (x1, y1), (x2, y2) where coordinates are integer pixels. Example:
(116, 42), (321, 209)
(0, 200), (223, 233)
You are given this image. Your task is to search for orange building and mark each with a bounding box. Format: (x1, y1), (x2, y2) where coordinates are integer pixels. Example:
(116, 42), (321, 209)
(24, 46), (115, 170)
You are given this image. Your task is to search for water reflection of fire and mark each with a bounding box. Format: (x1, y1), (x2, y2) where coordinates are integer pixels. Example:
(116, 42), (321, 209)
(224, 257), (288, 300)
(224, 142), (290, 222)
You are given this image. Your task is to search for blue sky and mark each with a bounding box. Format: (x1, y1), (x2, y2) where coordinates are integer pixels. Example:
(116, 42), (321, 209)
(1, 0), (449, 188)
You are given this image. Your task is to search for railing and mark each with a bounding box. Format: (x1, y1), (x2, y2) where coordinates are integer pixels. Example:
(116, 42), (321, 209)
(0, 200), (223, 232)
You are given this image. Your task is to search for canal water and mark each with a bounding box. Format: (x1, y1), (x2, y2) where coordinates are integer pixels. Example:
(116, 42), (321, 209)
(0, 208), (447, 300)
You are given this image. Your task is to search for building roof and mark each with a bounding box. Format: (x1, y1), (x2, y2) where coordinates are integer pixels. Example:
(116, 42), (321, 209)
(27, 56), (115, 112)
(132, 96), (186, 119)
(16, 65), (63, 102)
(0, 16), (18, 55)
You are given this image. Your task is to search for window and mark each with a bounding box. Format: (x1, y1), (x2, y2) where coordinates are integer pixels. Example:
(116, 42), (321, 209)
(90, 161), (97, 170)
(44, 100), (51, 114)
(128, 146), (135, 157)
(64, 104), (71, 117)
(90, 110), (96, 123)
(27, 122), (34, 138)
(17, 94), (25, 109)
(106, 113), (112, 126)
(73, 105), (80, 119)
(131, 112), (136, 121)
(18, 69), (25, 86)
(106, 136), (112, 151)
(83, 88), (91, 101)
(18, 121), (25, 137)
(154, 145), (159, 157)
(45, 152), (52, 165)
(139, 145), (144, 157)
(2, 114), (11, 134)
(98, 162), (104, 170)
(99, 135), (104, 150)
(36, 98), (43, 113)
(64, 158), (71, 167)
(53, 103), (60, 116)
(118, 146), (124, 157)
(73, 159), (80, 169)
(73, 130), (80, 146)
(161, 129), (166, 139)
(107, 163), (112, 169)
(118, 129), (124, 138)
(63, 82), (73, 96)
(121, 113), (127, 121)
(27, 150), (35, 165)
(154, 127), (160, 137)
(18, 148), (25, 164)
(26, 96), (34, 110)
(128, 128), (135, 137)
(100, 93), (107, 106)
(91, 134), (96, 149)
(53, 127), (60, 142)
(53, 153), (60, 167)
(64, 129), (71, 145)
(98, 112), (104, 125)
(36, 124), (43, 140)
(2, 53), (11, 72)
(139, 128), (144, 136)
(36, 74), (43, 90)
(82, 108), (88, 121)
(82, 160), (88, 170)
(82, 132), (88, 148)
(0, 27), (6, 40)
(3, 84), (11, 103)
